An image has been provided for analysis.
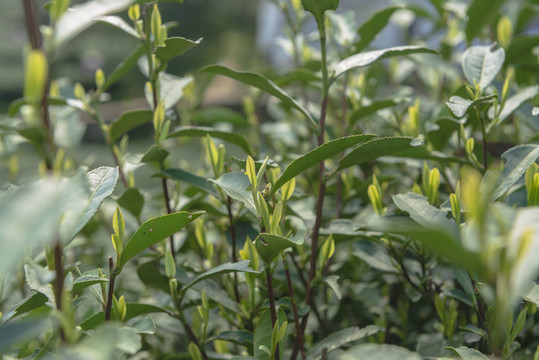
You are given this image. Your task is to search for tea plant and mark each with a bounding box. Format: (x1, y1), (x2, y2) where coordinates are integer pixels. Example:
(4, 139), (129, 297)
(1, 0), (539, 359)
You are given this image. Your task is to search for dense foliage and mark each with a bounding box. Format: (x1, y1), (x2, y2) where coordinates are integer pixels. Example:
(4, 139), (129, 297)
(2, 0), (539, 359)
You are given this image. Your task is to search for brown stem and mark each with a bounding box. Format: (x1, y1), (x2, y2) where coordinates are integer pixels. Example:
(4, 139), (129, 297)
(53, 242), (65, 341)
(105, 257), (116, 321)
(161, 176), (175, 257)
(177, 308), (210, 360)
(265, 265), (280, 360)
(226, 196), (241, 303)
(22, 0), (41, 49)
(283, 255), (305, 359)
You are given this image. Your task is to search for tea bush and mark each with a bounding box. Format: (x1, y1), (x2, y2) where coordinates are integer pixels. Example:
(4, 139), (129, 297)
(1, 0), (539, 359)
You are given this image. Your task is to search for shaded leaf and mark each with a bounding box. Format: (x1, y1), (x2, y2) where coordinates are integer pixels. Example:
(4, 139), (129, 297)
(446, 95), (497, 118)
(2, 292), (49, 322)
(270, 134), (376, 196)
(117, 187), (145, 218)
(255, 232), (305, 264)
(520, 280), (539, 307)
(80, 303), (170, 330)
(211, 330), (253, 347)
(182, 260), (258, 293)
(492, 144), (539, 200)
(301, 0), (339, 32)
(465, 0), (505, 43)
(118, 211), (204, 271)
(334, 46), (437, 78)
(200, 65), (316, 128)
(306, 325), (383, 360)
(341, 343), (421, 360)
(109, 110), (153, 142)
(0, 319), (49, 353)
(155, 36), (201, 63)
(72, 275), (108, 293)
(129, 316), (156, 334)
(349, 98), (408, 124)
(162, 168), (218, 196)
(496, 85), (539, 125)
(461, 44), (505, 90)
(104, 45), (145, 91)
(446, 346), (490, 360)
(254, 308), (287, 360)
(168, 126), (254, 155)
(8, 97), (68, 118)
(191, 106), (247, 126)
(355, 5), (405, 52)
(140, 145), (169, 164)
(353, 240), (397, 273)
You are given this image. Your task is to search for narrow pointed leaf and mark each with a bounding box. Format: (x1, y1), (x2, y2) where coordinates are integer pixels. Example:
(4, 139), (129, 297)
(104, 45), (145, 91)
(192, 107), (248, 126)
(118, 211), (204, 270)
(254, 309), (287, 360)
(182, 260), (259, 292)
(109, 109), (153, 142)
(270, 134), (376, 196)
(334, 46), (437, 78)
(307, 325), (383, 360)
(162, 168), (218, 196)
(355, 5), (405, 52)
(73, 275), (108, 293)
(200, 65), (316, 128)
(168, 126), (254, 155)
(492, 144), (539, 200)
(209, 172), (256, 213)
(155, 36), (201, 63)
(255, 232), (305, 264)
(349, 98), (408, 124)
(461, 44), (505, 90)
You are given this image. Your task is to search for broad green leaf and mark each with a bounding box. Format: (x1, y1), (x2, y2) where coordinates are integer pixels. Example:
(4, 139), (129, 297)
(66, 166), (119, 243)
(211, 330), (253, 347)
(492, 144), (539, 200)
(270, 134), (376, 196)
(191, 107), (247, 126)
(337, 137), (418, 171)
(495, 85), (539, 125)
(341, 343), (421, 360)
(162, 168), (218, 196)
(150, 72), (193, 109)
(254, 308), (287, 360)
(349, 98), (408, 124)
(2, 292), (48, 322)
(8, 97), (68, 117)
(392, 193), (459, 239)
(461, 44), (505, 90)
(117, 187), (145, 218)
(324, 275), (341, 299)
(353, 240), (397, 273)
(389, 145), (468, 164)
(301, 0), (339, 32)
(507, 35), (539, 64)
(116, 326), (141, 354)
(254, 232), (305, 264)
(306, 325), (383, 360)
(80, 303), (170, 330)
(109, 110), (153, 142)
(181, 260), (259, 293)
(97, 15), (139, 38)
(118, 211), (204, 271)
(446, 346), (490, 360)
(72, 275), (108, 293)
(136, 260), (170, 293)
(104, 45), (145, 91)
(200, 65), (316, 128)
(54, 0), (134, 46)
(520, 280), (539, 307)
(129, 316), (156, 334)
(355, 5), (405, 52)
(209, 172), (256, 213)
(155, 36), (201, 63)
(334, 46), (437, 78)
(453, 267), (477, 308)
(0, 319), (49, 353)
(465, 0), (504, 43)
(168, 126), (254, 155)
(446, 95), (497, 118)
(140, 145), (169, 163)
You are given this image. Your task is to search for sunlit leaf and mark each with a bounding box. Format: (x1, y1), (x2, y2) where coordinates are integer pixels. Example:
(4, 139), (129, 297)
(461, 44), (505, 90)
(109, 110), (153, 142)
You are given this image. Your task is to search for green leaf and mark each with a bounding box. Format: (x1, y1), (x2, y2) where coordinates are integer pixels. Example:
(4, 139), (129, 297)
(162, 168), (218, 196)
(80, 303), (170, 330)
(191, 107), (248, 126)
(349, 98), (408, 124)
(353, 239), (397, 273)
(72, 275), (108, 293)
(181, 260), (259, 293)
(155, 36), (201, 63)
(118, 211), (204, 271)
(461, 44), (505, 90)
(446, 346), (490, 360)
(301, 0), (339, 32)
(168, 126), (254, 155)
(117, 187), (145, 218)
(520, 280), (539, 307)
(200, 65), (316, 128)
(496, 85), (539, 125)
(66, 166), (119, 243)
(334, 46), (437, 78)
(211, 330), (253, 347)
(0, 319), (49, 353)
(2, 292), (48, 322)
(270, 134), (376, 196)
(341, 343), (421, 360)
(104, 45), (145, 91)
(254, 308), (287, 360)
(97, 15), (139, 38)
(446, 95), (497, 118)
(140, 145), (170, 163)
(306, 325), (383, 360)
(492, 144), (539, 200)
(453, 267), (477, 308)
(209, 172), (256, 213)
(355, 5), (405, 52)
(507, 35), (539, 64)
(54, 0), (134, 46)
(152, 72), (193, 110)
(337, 137), (418, 171)
(130, 316), (156, 334)
(254, 232), (305, 264)
(465, 0), (505, 43)
(109, 109), (153, 142)
(8, 97), (68, 118)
